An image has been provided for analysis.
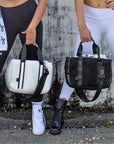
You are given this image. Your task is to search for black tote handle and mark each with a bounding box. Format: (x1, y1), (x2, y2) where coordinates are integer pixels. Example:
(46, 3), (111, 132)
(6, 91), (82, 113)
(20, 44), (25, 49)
(20, 44), (43, 64)
(77, 38), (100, 59)
(20, 44), (27, 62)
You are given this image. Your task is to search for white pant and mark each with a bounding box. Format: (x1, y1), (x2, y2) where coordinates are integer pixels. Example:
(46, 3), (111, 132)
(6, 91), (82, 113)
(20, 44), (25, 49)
(60, 4), (114, 101)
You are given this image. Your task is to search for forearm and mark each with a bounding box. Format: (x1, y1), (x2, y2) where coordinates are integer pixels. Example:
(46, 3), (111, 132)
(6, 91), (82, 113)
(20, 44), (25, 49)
(29, 0), (47, 28)
(75, 0), (86, 28)
(75, 0), (91, 42)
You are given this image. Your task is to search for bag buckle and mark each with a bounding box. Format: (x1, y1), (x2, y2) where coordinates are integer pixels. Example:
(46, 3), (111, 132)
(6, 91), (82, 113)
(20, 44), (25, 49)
(43, 65), (49, 75)
(99, 66), (105, 79)
(98, 61), (105, 79)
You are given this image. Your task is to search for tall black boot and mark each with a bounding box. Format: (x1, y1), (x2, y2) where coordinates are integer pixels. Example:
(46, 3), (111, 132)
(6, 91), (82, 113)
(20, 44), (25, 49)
(49, 98), (66, 134)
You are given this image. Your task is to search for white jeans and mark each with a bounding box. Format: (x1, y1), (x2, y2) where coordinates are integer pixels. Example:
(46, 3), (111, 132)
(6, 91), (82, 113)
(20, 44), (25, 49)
(60, 4), (114, 101)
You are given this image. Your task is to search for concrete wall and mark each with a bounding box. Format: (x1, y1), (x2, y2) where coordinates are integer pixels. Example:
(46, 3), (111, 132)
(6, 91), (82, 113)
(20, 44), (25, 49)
(1, 0), (114, 108)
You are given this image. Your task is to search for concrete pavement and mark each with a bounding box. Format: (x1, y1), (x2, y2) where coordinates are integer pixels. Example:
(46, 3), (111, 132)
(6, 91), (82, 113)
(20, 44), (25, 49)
(0, 127), (114, 144)
(0, 108), (114, 144)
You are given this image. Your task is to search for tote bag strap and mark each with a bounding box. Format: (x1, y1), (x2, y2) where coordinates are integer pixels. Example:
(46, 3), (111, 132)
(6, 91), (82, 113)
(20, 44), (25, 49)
(75, 73), (105, 102)
(31, 64), (49, 100)
(20, 43), (43, 64)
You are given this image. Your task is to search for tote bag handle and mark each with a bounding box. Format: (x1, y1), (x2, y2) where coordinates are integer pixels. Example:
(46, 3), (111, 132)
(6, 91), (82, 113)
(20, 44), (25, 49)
(20, 43), (43, 64)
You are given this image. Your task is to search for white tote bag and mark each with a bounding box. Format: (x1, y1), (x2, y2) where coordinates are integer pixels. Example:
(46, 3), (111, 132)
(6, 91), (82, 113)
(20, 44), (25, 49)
(5, 44), (53, 94)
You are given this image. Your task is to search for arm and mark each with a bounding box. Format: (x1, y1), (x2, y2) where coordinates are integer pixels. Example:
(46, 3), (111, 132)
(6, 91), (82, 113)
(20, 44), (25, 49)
(75, 0), (91, 42)
(22, 0), (47, 45)
(29, 0), (47, 28)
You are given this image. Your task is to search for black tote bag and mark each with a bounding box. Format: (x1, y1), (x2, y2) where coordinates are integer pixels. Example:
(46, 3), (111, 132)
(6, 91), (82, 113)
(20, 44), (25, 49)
(65, 40), (112, 102)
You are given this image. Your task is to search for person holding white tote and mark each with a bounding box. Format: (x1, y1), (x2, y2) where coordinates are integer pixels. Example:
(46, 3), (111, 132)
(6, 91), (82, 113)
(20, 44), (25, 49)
(0, 0), (47, 135)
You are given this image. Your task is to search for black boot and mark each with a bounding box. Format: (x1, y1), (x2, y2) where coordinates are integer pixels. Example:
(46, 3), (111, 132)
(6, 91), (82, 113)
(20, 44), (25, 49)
(49, 98), (66, 134)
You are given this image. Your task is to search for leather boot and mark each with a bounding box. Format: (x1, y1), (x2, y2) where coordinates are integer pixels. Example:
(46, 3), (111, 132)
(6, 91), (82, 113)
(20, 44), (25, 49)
(49, 98), (66, 134)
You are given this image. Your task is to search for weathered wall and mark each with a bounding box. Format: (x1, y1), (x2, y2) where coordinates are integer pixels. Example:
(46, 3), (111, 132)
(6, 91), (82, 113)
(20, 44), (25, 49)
(1, 0), (114, 108)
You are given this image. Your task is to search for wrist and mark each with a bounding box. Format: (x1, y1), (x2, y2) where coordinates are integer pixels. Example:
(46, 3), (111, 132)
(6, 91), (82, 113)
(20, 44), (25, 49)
(78, 22), (86, 28)
(28, 21), (38, 29)
(27, 24), (37, 30)
(78, 23), (87, 31)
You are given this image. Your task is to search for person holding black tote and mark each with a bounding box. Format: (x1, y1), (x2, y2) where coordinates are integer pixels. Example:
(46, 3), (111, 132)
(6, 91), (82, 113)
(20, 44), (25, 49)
(50, 0), (114, 135)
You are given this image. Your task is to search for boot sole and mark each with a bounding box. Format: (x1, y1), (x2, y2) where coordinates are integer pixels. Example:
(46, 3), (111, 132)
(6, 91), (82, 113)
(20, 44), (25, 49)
(49, 129), (62, 135)
(49, 120), (64, 135)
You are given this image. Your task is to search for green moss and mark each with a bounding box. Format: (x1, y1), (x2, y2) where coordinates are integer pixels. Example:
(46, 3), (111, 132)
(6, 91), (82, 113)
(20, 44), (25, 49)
(103, 119), (114, 129)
